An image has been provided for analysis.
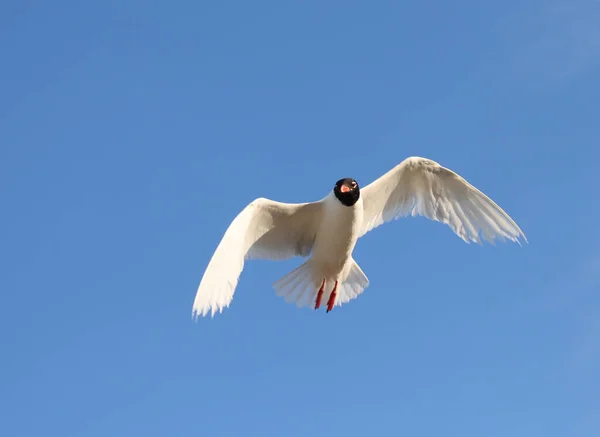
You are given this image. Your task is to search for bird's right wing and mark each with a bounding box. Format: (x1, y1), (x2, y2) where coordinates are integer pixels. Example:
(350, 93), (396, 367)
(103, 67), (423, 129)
(359, 156), (527, 244)
(192, 197), (323, 319)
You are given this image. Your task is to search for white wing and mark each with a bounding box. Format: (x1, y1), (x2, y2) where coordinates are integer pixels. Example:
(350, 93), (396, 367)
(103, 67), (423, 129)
(192, 197), (323, 319)
(359, 156), (527, 244)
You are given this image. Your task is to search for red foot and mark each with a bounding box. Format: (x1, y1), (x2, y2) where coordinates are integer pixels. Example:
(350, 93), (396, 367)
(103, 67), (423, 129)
(326, 281), (338, 313)
(315, 279), (326, 309)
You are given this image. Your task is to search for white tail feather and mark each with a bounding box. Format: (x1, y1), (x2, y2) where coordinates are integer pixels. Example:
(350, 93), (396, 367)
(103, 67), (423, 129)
(272, 258), (369, 309)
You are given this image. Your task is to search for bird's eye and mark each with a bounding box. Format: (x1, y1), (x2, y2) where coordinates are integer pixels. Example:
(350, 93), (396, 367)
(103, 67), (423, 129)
(352, 181), (357, 186)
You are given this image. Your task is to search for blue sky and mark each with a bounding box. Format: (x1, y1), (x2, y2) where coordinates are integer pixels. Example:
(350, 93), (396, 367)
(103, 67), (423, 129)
(1, 1), (599, 436)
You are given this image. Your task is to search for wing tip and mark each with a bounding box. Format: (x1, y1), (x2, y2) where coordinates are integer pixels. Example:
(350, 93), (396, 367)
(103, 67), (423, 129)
(519, 231), (529, 245)
(457, 227), (528, 247)
(191, 300), (231, 322)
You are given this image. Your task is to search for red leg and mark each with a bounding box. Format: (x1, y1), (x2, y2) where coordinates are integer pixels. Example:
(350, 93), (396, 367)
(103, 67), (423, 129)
(326, 281), (338, 313)
(315, 279), (326, 309)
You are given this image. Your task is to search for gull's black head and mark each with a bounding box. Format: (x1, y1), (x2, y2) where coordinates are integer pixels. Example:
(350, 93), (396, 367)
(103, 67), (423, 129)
(333, 178), (360, 207)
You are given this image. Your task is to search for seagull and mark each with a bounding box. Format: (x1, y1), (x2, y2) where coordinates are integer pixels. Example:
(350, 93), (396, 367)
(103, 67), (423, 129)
(192, 156), (527, 319)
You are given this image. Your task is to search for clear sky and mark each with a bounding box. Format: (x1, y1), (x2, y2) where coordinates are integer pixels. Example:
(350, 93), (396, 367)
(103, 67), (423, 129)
(2, 1), (599, 436)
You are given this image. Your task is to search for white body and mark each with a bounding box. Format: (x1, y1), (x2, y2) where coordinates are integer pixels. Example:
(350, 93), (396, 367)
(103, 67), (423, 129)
(192, 156), (527, 319)
(310, 192), (363, 283)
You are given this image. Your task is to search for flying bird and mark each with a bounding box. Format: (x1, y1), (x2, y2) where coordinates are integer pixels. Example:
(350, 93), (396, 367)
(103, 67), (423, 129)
(192, 156), (527, 319)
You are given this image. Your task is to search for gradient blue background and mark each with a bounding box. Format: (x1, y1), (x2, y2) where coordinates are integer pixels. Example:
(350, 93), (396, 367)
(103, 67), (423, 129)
(2, 1), (599, 436)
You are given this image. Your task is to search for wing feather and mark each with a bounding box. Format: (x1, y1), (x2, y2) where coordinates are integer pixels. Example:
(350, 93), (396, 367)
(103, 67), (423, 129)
(359, 156), (527, 244)
(192, 197), (323, 318)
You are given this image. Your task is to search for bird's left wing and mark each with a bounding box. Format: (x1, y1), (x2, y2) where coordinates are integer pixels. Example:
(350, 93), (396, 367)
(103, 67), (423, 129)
(359, 156), (527, 244)
(192, 197), (323, 319)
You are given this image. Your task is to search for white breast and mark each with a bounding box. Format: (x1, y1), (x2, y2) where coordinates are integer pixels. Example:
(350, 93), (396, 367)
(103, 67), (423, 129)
(310, 193), (363, 280)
